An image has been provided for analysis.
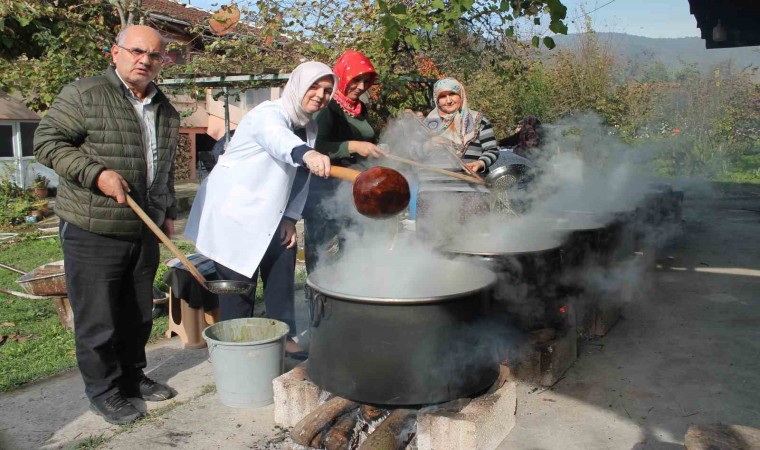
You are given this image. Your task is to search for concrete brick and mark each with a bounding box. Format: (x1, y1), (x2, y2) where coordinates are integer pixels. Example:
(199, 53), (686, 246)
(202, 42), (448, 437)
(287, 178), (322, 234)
(514, 328), (578, 387)
(685, 423), (760, 450)
(273, 365), (323, 428)
(540, 328), (578, 386)
(416, 380), (517, 450)
(587, 304), (621, 337)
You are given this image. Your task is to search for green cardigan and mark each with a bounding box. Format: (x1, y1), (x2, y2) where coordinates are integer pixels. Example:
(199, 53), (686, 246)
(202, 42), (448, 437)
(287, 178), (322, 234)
(314, 99), (376, 168)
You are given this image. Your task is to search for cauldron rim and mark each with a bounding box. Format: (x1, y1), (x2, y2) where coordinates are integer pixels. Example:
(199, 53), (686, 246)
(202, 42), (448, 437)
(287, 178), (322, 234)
(306, 271), (496, 305)
(443, 244), (563, 257)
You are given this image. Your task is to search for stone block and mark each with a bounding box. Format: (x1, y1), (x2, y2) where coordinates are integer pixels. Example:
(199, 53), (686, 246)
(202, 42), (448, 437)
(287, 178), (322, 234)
(685, 423), (760, 450)
(513, 328), (578, 387)
(416, 380), (517, 450)
(587, 304), (621, 337)
(273, 364), (323, 428)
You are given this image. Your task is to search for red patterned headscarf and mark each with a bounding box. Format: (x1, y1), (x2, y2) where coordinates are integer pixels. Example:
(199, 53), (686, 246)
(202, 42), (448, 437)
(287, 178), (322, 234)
(332, 49), (377, 117)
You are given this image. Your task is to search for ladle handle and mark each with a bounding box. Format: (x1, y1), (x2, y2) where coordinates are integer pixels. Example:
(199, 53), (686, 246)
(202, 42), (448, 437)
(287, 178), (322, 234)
(329, 166), (361, 183)
(383, 153), (486, 185)
(125, 194), (208, 286)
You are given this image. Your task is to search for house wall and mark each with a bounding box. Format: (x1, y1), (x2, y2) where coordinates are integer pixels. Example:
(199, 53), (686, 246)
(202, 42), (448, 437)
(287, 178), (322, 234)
(168, 86), (283, 181)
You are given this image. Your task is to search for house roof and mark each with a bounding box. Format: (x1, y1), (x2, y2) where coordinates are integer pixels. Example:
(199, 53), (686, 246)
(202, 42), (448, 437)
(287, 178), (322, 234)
(142, 0), (212, 26)
(0, 91), (40, 121)
(689, 0), (760, 48)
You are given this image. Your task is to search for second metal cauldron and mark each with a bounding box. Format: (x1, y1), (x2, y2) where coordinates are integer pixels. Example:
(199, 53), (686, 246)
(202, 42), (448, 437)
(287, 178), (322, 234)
(305, 266), (499, 406)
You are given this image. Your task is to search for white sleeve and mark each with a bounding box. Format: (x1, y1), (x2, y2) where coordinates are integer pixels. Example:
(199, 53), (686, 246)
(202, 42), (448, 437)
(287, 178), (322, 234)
(224, 102), (306, 167)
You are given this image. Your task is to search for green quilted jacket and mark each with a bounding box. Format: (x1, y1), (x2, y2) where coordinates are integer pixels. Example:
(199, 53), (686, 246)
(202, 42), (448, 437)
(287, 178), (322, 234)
(34, 66), (179, 239)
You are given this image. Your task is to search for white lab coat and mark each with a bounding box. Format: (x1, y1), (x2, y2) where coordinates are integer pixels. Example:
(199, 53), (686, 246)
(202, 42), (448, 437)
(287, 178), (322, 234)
(184, 100), (314, 277)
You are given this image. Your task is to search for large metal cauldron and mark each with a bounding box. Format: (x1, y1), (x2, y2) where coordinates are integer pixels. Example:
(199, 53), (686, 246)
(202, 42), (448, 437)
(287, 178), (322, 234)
(550, 210), (638, 269)
(444, 232), (567, 332)
(305, 268), (499, 406)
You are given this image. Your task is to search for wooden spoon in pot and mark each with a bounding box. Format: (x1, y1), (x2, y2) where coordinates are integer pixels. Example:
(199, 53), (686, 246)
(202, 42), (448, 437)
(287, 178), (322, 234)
(125, 195), (254, 295)
(329, 166), (410, 218)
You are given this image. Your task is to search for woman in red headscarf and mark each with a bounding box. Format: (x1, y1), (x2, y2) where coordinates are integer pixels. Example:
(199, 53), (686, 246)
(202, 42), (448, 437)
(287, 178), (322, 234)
(303, 49), (383, 274)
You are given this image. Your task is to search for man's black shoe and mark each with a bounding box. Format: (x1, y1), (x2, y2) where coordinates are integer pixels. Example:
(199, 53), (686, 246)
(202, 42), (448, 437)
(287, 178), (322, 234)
(89, 392), (143, 425)
(123, 375), (176, 402)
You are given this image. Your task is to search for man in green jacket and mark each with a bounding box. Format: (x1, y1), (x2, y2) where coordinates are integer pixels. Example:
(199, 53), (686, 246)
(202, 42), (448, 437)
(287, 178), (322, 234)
(34, 25), (179, 425)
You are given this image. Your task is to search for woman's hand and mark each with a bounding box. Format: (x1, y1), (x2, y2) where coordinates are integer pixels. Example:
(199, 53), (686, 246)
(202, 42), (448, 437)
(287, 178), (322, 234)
(348, 141), (384, 158)
(464, 160), (485, 174)
(303, 150), (331, 178)
(280, 220), (297, 249)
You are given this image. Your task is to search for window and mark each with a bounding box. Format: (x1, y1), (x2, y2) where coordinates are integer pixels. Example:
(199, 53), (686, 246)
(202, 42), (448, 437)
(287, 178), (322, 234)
(20, 122), (38, 157)
(0, 125), (13, 158)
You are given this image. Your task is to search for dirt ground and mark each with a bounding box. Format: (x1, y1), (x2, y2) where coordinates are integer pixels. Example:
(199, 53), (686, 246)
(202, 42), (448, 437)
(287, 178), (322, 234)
(0, 181), (758, 450)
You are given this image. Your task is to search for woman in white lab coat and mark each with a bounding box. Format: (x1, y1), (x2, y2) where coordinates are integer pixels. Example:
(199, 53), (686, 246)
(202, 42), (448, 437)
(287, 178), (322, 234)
(185, 61), (336, 358)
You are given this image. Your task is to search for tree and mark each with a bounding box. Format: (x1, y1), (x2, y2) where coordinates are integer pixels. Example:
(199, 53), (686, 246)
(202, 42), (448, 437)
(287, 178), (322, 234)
(0, 1), (116, 112)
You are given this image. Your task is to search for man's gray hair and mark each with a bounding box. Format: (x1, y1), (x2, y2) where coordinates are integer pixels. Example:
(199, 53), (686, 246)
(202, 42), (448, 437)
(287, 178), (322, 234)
(115, 26), (169, 49)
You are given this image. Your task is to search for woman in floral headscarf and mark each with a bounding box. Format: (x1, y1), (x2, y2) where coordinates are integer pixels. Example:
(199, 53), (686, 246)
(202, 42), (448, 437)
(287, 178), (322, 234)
(415, 78), (500, 242)
(303, 49), (383, 274)
(423, 77), (499, 174)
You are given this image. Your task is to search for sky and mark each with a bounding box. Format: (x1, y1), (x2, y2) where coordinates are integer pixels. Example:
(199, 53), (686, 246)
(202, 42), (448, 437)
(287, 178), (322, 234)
(559, 0), (700, 38)
(186, 0), (702, 40)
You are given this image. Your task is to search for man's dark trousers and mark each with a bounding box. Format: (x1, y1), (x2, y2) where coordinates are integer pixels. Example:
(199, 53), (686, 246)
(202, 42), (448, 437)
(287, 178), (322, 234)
(60, 220), (159, 401)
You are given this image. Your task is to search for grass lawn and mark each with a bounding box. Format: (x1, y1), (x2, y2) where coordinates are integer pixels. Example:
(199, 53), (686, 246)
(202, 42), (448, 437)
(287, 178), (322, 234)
(0, 234), (183, 392)
(0, 230), (306, 392)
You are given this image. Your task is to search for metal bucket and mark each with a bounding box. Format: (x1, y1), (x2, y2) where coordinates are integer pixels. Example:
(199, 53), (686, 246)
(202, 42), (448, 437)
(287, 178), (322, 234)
(202, 318), (289, 408)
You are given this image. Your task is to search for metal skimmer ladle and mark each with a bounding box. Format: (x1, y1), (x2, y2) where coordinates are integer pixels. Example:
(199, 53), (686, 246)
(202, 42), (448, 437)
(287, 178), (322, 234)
(126, 195), (253, 296)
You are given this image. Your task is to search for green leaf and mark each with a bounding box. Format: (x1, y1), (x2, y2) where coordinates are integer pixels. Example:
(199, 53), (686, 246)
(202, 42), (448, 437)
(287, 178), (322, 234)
(390, 3), (407, 15)
(531, 35), (540, 48)
(549, 19), (568, 35)
(432, 0), (445, 10)
(404, 33), (420, 50)
(534, 17), (540, 25)
(543, 36), (556, 49)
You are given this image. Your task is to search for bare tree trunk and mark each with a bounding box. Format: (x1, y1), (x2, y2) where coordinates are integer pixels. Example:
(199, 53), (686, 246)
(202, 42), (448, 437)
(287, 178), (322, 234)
(109, 0), (143, 29)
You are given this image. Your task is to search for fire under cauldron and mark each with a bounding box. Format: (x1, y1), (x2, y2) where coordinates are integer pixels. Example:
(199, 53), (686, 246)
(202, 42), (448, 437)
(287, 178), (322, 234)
(305, 263), (499, 406)
(443, 231), (569, 332)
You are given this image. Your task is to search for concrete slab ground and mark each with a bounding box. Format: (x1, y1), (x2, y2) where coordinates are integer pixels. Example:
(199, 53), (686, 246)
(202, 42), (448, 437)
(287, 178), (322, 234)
(0, 182), (758, 449)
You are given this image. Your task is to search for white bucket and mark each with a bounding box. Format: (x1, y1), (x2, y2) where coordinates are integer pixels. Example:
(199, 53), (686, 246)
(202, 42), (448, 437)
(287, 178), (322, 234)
(202, 318), (289, 408)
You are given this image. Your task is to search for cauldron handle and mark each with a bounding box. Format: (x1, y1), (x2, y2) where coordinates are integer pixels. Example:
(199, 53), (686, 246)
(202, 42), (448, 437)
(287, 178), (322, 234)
(305, 287), (325, 328)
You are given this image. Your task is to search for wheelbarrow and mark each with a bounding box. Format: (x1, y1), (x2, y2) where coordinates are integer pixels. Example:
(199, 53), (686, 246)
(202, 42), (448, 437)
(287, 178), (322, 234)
(0, 261), (73, 330)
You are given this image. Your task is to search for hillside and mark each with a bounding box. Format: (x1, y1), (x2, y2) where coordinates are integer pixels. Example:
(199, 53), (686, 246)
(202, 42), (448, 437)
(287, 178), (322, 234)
(551, 33), (760, 76)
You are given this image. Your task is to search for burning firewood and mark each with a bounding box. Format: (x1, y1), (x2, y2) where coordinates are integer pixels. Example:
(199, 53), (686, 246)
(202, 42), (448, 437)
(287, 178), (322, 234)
(321, 409), (360, 450)
(358, 408), (416, 450)
(292, 396), (359, 447)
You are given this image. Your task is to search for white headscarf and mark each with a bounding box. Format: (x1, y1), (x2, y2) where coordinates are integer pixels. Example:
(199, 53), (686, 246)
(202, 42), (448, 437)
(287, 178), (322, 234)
(279, 61), (337, 128)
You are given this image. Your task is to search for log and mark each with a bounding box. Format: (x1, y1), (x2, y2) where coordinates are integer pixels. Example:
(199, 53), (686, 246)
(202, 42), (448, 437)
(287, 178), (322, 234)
(485, 364), (511, 395)
(358, 408), (416, 450)
(291, 396), (359, 447)
(322, 409), (360, 450)
(290, 362), (309, 381)
(359, 404), (389, 424)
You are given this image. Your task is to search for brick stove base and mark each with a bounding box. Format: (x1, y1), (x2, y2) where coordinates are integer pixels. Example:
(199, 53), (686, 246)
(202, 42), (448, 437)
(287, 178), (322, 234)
(273, 364), (517, 450)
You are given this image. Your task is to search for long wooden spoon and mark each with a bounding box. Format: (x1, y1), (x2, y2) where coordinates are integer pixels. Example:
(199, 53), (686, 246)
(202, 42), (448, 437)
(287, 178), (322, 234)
(379, 152), (486, 185)
(125, 194), (253, 295)
(328, 166), (410, 218)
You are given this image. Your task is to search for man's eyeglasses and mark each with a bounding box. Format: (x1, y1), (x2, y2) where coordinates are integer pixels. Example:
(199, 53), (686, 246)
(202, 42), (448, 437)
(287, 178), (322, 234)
(115, 44), (165, 63)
